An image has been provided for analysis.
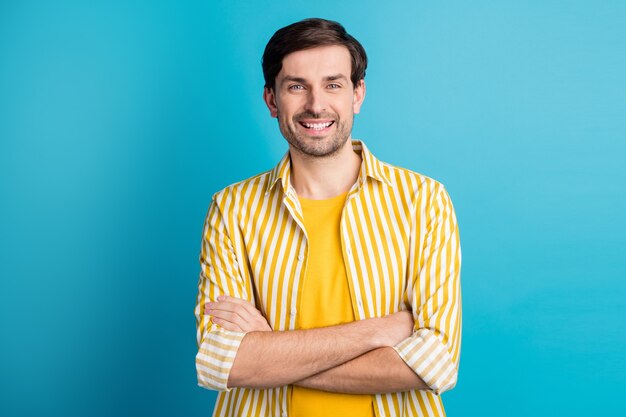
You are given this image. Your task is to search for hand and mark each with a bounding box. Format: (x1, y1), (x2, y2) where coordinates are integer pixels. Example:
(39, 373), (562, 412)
(204, 296), (272, 332)
(379, 310), (414, 346)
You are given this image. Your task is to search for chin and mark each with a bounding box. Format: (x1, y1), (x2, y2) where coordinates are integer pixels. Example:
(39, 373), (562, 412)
(292, 136), (348, 158)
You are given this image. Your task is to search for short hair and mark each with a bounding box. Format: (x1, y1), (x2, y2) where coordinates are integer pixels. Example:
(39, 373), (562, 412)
(262, 18), (368, 90)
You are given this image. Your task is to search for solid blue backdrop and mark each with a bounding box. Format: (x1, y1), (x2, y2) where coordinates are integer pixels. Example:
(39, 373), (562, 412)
(1, 1), (624, 416)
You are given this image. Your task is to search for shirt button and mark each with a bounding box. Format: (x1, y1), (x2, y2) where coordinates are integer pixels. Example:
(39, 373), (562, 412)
(282, 412), (288, 417)
(297, 254), (304, 261)
(346, 246), (352, 256)
(357, 299), (363, 308)
(290, 308), (297, 317)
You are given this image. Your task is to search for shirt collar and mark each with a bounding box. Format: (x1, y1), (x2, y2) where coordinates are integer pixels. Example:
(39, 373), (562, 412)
(266, 140), (392, 195)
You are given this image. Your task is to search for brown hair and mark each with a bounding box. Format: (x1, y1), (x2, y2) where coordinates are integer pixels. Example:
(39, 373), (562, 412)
(262, 18), (367, 90)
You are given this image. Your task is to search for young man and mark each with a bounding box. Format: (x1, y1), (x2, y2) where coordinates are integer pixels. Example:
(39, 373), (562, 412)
(195, 18), (461, 417)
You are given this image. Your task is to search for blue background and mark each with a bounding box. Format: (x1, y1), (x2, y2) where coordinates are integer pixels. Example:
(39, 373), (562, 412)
(1, 1), (624, 416)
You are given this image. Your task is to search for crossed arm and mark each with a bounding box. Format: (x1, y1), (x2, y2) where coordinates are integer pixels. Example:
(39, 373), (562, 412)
(197, 186), (461, 395)
(205, 296), (428, 393)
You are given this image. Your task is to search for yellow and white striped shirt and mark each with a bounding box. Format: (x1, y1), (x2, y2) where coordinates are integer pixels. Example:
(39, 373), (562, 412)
(195, 140), (462, 417)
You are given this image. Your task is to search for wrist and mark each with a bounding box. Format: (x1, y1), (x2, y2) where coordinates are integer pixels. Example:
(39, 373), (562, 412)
(358, 316), (389, 349)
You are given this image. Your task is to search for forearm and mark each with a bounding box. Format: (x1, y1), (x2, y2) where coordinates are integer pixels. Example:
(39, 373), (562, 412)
(228, 318), (387, 389)
(294, 346), (427, 394)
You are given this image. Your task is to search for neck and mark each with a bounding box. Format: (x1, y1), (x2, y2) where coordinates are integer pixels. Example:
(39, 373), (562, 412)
(289, 139), (361, 200)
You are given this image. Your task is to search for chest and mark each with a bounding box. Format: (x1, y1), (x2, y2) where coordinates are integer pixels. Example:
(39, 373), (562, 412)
(237, 191), (419, 329)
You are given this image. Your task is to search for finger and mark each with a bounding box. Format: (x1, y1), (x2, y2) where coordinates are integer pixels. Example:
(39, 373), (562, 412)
(209, 309), (246, 324)
(210, 309), (251, 331)
(204, 302), (246, 317)
(208, 297), (271, 331)
(207, 301), (253, 322)
(210, 310), (265, 332)
(217, 296), (263, 317)
(211, 317), (243, 332)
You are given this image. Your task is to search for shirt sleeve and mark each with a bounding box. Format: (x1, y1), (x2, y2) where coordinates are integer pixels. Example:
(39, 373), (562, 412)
(194, 197), (249, 391)
(393, 184), (462, 394)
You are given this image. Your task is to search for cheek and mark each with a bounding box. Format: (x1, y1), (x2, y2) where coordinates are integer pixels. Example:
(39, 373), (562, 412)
(276, 112), (293, 129)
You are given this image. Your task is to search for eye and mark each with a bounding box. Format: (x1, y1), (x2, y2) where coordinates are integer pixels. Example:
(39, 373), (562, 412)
(327, 83), (341, 89)
(289, 84), (305, 91)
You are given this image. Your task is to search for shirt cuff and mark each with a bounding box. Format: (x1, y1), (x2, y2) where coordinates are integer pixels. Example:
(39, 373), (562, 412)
(196, 325), (247, 391)
(393, 328), (458, 394)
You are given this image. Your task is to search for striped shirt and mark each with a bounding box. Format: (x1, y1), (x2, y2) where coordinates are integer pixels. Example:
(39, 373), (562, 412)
(195, 140), (462, 417)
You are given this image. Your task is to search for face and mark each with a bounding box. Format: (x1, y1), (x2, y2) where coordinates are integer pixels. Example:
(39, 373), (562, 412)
(263, 45), (365, 158)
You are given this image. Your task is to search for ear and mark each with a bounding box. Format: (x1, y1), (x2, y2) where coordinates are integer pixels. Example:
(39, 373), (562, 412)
(352, 79), (366, 114)
(263, 87), (279, 118)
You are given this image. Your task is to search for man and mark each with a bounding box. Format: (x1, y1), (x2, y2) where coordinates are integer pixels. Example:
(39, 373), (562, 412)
(195, 18), (461, 417)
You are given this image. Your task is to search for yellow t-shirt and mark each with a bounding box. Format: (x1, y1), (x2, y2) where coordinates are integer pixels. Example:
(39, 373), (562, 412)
(290, 192), (374, 417)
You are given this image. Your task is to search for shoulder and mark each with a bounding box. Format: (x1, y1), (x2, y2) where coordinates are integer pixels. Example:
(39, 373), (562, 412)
(379, 159), (448, 201)
(211, 170), (273, 210)
(376, 161), (457, 226)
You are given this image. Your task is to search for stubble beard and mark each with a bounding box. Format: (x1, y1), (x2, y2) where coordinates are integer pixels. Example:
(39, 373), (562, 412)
(277, 111), (353, 158)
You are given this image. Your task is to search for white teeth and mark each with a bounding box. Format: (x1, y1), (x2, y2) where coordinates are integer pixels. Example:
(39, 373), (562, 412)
(302, 121), (332, 130)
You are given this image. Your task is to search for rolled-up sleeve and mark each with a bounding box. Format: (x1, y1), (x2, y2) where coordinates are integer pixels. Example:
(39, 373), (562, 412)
(194, 196), (249, 391)
(393, 184), (462, 394)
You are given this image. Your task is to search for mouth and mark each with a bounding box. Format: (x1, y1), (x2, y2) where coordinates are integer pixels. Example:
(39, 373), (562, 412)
(298, 120), (335, 133)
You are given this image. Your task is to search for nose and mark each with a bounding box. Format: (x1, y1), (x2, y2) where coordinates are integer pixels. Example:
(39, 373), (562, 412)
(304, 87), (326, 115)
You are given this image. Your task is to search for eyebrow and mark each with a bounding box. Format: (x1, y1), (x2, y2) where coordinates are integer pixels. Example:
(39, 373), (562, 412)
(281, 74), (349, 84)
(324, 74), (348, 82)
(282, 76), (308, 84)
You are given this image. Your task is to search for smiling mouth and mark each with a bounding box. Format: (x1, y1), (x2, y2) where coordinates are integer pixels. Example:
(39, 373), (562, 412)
(298, 121), (334, 131)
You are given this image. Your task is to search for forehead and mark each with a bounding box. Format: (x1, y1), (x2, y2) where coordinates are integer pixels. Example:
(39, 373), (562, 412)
(277, 45), (352, 81)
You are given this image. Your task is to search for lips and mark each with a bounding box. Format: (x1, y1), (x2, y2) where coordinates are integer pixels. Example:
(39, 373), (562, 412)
(298, 120), (334, 131)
